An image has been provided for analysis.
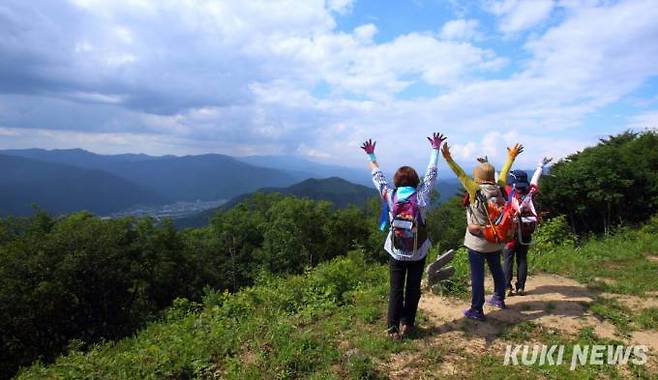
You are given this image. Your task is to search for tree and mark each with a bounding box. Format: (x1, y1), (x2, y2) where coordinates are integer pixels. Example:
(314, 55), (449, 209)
(540, 130), (658, 234)
(425, 195), (466, 251)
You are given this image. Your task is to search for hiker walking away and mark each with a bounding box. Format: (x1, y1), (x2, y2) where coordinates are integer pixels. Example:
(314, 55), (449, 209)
(361, 133), (446, 339)
(441, 141), (523, 321)
(503, 157), (552, 296)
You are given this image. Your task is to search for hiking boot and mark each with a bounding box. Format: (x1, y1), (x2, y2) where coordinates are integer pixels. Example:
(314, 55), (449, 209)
(400, 324), (414, 338)
(507, 288), (515, 297)
(463, 308), (485, 321)
(516, 288), (525, 296)
(386, 327), (401, 340)
(486, 296), (507, 309)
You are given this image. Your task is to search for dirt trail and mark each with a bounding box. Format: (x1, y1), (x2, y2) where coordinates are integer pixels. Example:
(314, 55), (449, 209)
(382, 273), (658, 378)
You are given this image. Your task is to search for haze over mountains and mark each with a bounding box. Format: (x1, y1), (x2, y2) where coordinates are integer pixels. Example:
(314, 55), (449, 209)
(0, 154), (167, 216)
(0, 148), (461, 219)
(0, 149), (293, 216)
(239, 155), (370, 186)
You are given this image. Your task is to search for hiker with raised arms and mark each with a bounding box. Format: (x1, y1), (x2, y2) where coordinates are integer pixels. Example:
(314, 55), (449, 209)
(503, 156), (553, 297)
(440, 140), (523, 321)
(361, 132), (446, 339)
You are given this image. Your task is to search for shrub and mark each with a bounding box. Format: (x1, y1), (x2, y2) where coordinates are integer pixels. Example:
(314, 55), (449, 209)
(532, 215), (576, 254)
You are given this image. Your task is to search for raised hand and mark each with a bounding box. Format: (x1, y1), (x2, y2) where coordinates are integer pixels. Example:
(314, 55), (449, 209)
(441, 143), (452, 160)
(360, 139), (376, 154)
(507, 143), (524, 158)
(427, 132), (447, 150)
(540, 156), (553, 166)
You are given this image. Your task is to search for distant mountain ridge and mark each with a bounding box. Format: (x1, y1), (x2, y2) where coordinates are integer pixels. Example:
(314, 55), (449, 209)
(0, 154), (167, 216)
(0, 148), (462, 217)
(0, 149), (298, 216)
(1, 148), (297, 201)
(175, 177), (378, 228)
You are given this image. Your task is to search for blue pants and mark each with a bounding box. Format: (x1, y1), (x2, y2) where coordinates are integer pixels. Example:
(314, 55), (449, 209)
(468, 249), (505, 312)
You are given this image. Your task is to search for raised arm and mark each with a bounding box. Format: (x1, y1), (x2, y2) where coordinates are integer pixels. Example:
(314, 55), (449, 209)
(361, 139), (393, 201)
(441, 143), (478, 200)
(530, 156), (553, 187)
(497, 143), (524, 187)
(417, 133), (445, 201)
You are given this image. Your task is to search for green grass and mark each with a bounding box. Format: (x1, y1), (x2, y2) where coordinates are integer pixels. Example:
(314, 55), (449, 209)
(589, 297), (634, 335)
(586, 297), (658, 335)
(530, 226), (658, 296)
(636, 308), (658, 330)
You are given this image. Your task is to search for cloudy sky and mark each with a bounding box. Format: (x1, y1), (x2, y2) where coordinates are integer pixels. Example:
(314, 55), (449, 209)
(1, 0), (657, 171)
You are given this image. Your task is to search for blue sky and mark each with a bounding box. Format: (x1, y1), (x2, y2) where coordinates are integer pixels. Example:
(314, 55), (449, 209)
(0, 0), (657, 171)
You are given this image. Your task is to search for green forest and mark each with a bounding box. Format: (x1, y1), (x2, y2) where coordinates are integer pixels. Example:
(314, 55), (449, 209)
(1, 131), (657, 379)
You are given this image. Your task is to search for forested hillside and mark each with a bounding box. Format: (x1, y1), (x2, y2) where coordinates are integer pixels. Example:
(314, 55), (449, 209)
(177, 177), (378, 228)
(0, 193), (386, 378)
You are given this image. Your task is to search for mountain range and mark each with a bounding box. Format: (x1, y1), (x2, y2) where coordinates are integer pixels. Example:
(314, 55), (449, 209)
(0, 154), (167, 216)
(0, 148), (462, 217)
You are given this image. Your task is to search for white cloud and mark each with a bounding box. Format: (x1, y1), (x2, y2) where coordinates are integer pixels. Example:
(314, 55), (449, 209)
(353, 23), (377, 43)
(328, 0), (354, 14)
(487, 0), (555, 34)
(0, 0), (657, 172)
(440, 19), (480, 40)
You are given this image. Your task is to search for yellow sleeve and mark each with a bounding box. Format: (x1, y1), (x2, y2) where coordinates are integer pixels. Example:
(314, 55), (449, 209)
(445, 156), (478, 202)
(497, 154), (517, 187)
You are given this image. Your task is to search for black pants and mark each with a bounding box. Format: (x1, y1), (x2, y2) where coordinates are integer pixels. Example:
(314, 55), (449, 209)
(503, 243), (529, 291)
(388, 256), (426, 331)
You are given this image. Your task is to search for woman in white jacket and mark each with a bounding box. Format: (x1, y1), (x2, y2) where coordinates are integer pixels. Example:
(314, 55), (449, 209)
(360, 132), (445, 339)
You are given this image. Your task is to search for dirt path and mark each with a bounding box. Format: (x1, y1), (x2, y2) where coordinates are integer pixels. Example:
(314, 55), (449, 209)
(382, 273), (658, 378)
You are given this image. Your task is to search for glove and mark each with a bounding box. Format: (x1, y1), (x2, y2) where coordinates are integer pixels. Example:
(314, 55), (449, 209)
(538, 156), (553, 167)
(360, 139), (376, 161)
(426, 132), (446, 150)
(507, 143), (524, 158)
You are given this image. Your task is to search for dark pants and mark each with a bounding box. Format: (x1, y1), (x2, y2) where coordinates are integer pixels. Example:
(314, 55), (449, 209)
(468, 249), (505, 312)
(388, 256), (426, 331)
(503, 243), (529, 291)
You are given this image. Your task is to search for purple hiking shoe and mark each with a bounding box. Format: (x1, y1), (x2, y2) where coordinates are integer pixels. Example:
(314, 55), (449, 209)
(486, 296), (507, 309)
(463, 308), (485, 321)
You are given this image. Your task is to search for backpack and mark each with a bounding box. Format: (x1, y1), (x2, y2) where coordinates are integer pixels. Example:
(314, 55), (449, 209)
(390, 190), (427, 254)
(513, 190), (539, 245)
(469, 189), (518, 244)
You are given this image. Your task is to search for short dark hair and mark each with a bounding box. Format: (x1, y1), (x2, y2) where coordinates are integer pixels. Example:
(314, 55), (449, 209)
(393, 166), (420, 188)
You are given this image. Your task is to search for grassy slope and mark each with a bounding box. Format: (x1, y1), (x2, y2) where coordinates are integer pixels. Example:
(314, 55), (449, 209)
(18, 221), (658, 379)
